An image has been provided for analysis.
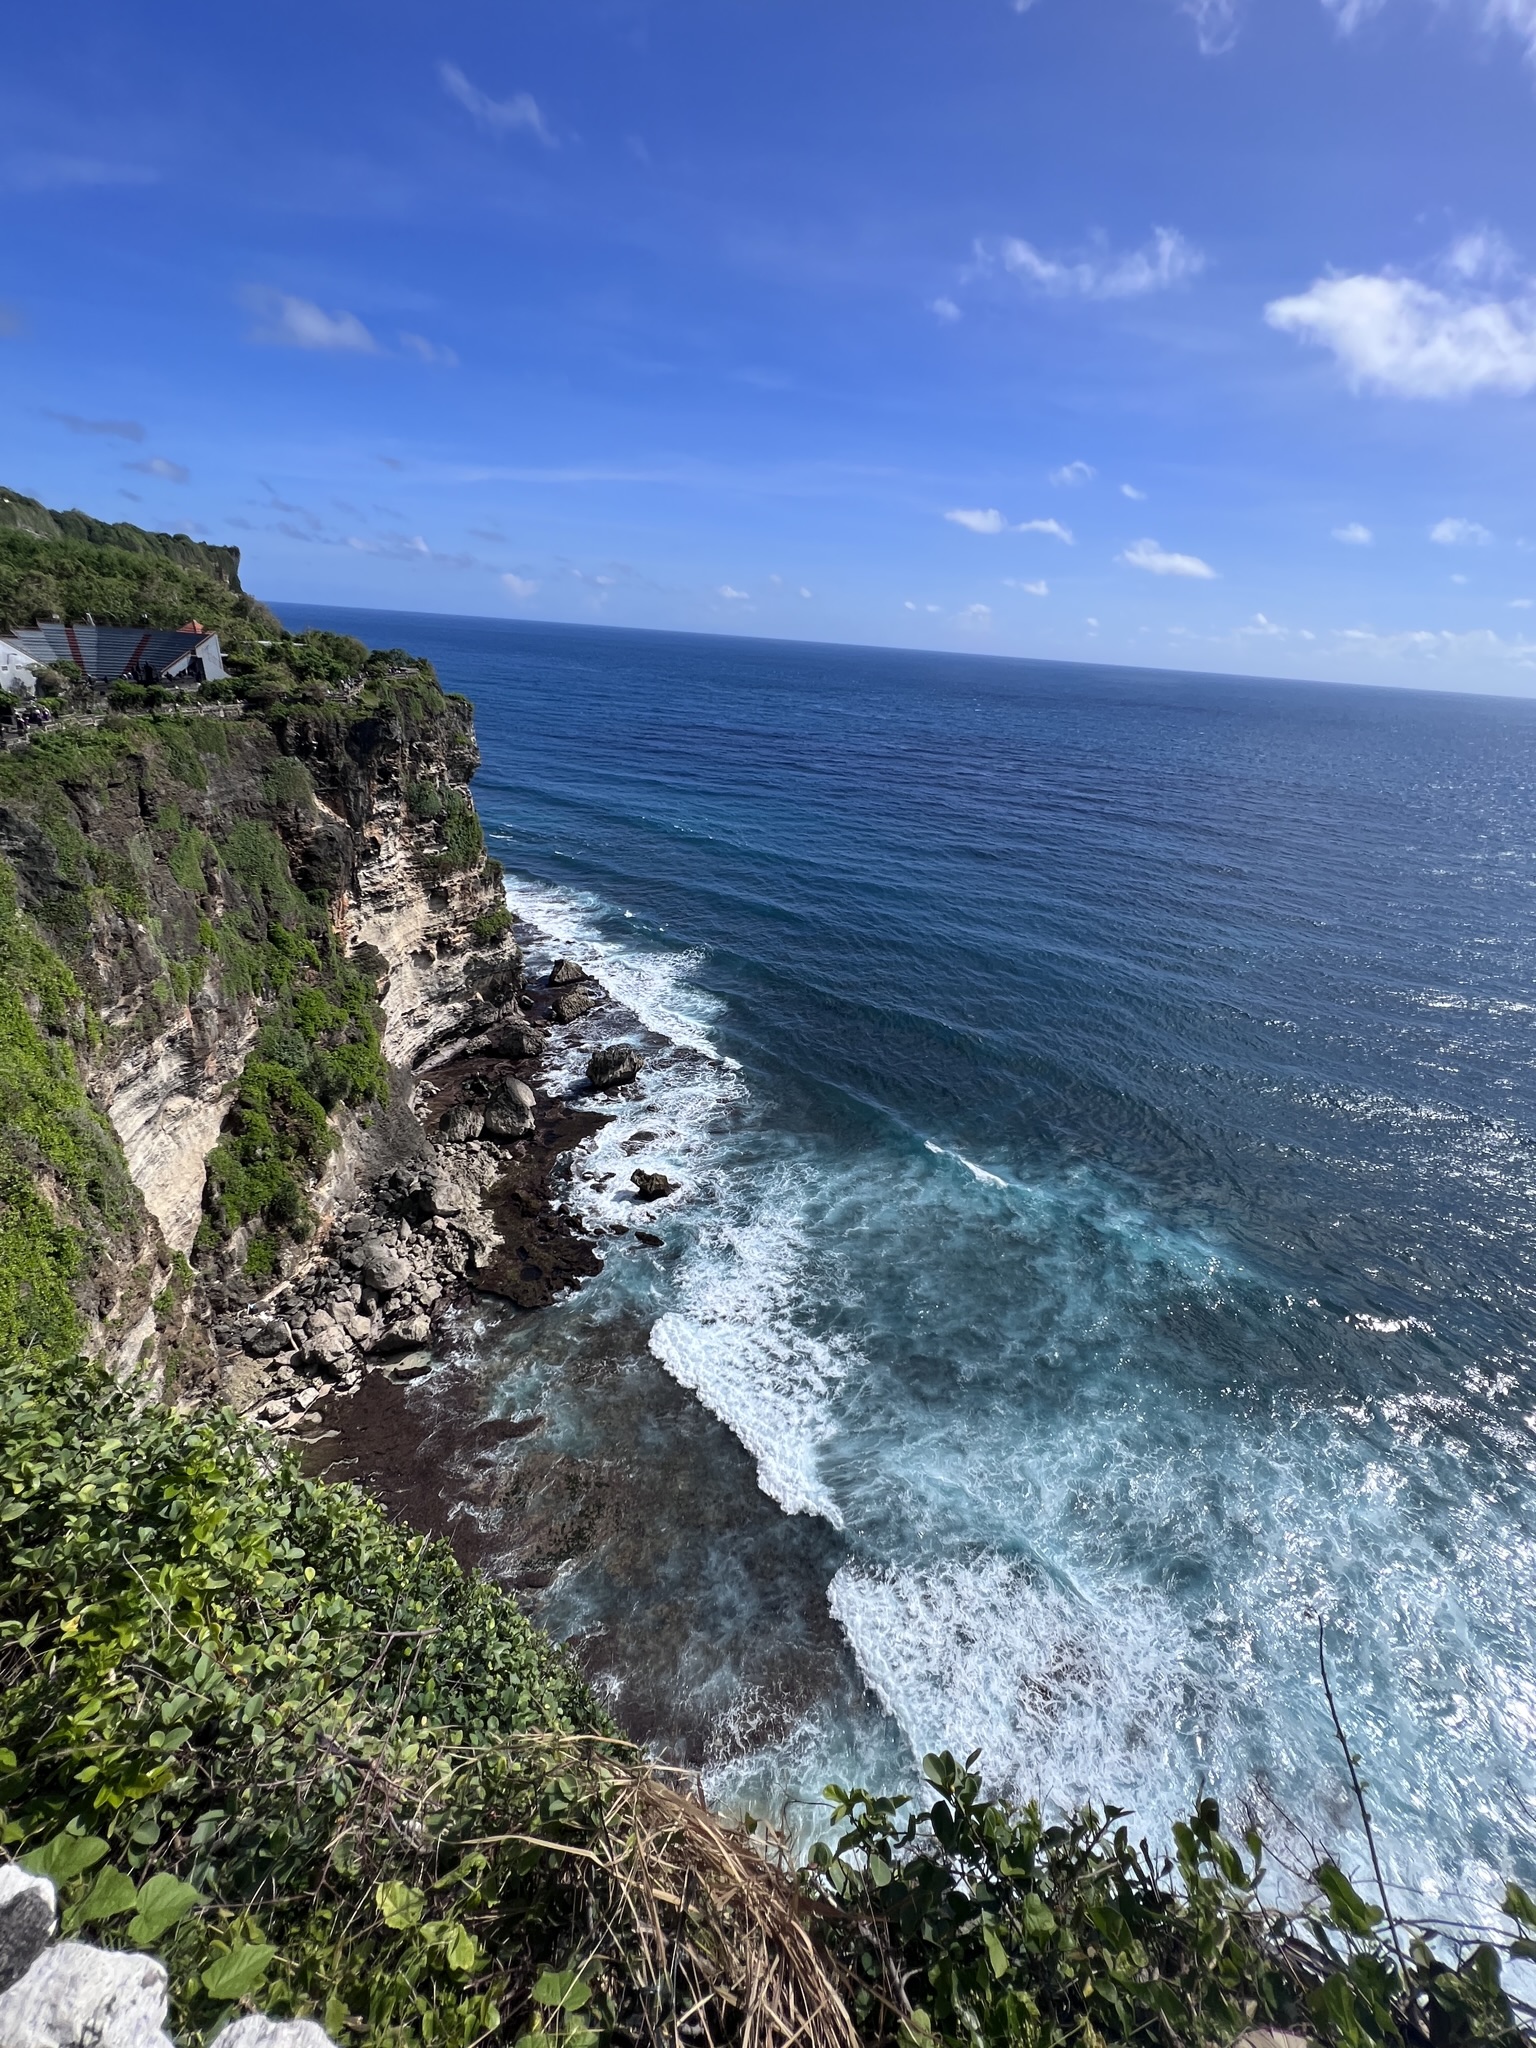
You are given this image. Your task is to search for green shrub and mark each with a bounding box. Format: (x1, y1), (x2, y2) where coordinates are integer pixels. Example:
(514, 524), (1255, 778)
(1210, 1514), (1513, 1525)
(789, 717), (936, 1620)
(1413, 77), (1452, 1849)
(0, 1348), (604, 2046)
(808, 1750), (1532, 2048)
(470, 906), (514, 947)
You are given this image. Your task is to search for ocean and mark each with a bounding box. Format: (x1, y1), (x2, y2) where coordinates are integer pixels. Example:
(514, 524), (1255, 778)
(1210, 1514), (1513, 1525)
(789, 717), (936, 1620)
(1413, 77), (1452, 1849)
(279, 605), (1536, 1918)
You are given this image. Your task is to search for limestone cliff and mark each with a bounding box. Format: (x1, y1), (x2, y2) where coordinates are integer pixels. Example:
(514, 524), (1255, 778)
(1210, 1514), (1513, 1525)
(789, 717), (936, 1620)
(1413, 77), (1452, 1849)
(0, 662), (512, 1390)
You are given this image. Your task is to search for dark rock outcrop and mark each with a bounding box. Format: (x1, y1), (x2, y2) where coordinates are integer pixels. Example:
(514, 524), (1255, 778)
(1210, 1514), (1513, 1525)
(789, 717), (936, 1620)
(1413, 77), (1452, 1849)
(587, 1045), (641, 1091)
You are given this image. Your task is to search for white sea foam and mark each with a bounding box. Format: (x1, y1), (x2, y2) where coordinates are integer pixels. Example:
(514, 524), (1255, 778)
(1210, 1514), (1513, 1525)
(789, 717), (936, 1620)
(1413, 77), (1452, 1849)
(828, 1553), (1214, 1823)
(924, 1140), (1009, 1188)
(650, 1196), (853, 1524)
(504, 873), (732, 1063)
(501, 869), (848, 1523)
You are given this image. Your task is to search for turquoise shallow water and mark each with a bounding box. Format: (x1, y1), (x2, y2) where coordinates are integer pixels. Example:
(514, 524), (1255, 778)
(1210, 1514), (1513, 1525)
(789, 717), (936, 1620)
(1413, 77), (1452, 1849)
(282, 606), (1536, 1912)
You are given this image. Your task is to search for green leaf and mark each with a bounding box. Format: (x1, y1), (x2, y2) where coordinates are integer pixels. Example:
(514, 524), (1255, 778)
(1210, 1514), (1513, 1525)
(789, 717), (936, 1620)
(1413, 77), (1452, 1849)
(1504, 1882), (1536, 1929)
(1314, 1860), (1383, 1938)
(201, 1941), (277, 2001)
(983, 1925), (1010, 1980)
(126, 1872), (203, 1945)
(1020, 1892), (1056, 1940)
(532, 1970), (590, 2013)
(73, 1865), (138, 1925)
(443, 1922), (479, 1973)
(375, 1879), (424, 1931)
(21, 1831), (108, 1885)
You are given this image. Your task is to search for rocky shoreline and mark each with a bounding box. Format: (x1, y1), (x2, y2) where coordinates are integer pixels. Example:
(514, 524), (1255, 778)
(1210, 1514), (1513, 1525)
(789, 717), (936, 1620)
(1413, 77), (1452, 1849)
(211, 940), (673, 1442)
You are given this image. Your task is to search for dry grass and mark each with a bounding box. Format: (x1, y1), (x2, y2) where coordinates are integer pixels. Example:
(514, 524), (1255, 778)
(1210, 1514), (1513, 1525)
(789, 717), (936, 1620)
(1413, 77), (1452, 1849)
(484, 1738), (861, 2048)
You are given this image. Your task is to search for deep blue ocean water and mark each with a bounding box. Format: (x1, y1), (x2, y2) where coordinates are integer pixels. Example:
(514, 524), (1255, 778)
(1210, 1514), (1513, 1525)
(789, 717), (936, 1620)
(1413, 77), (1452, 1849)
(281, 605), (1536, 1914)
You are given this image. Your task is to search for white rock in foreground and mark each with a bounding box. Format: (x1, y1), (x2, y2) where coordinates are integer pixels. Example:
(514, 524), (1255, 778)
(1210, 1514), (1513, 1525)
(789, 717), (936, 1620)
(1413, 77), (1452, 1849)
(210, 2019), (335, 2047)
(0, 1939), (173, 2048)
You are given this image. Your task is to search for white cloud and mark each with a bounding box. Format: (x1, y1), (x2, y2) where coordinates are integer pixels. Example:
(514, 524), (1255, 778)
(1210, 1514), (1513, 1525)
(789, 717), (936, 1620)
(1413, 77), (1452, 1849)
(439, 62), (555, 144)
(1265, 260), (1536, 398)
(945, 507), (1007, 534)
(1431, 517), (1493, 545)
(1451, 572), (1470, 583)
(245, 289), (378, 353)
(1333, 522), (1374, 545)
(127, 456), (189, 484)
(1445, 227), (1518, 283)
(996, 225), (1205, 299)
(1181, 0), (1242, 52)
(1050, 460), (1096, 486)
(955, 603), (993, 630)
(1004, 578), (1050, 595)
(400, 331), (459, 368)
(1121, 483), (1147, 500)
(930, 296), (962, 323)
(501, 573), (538, 599)
(1334, 623), (1536, 666)
(1121, 536), (1217, 578)
(717, 584), (751, 599)
(1513, 597), (1533, 608)
(1016, 517), (1074, 543)
(799, 586), (812, 598)
(1319, 0), (1386, 30)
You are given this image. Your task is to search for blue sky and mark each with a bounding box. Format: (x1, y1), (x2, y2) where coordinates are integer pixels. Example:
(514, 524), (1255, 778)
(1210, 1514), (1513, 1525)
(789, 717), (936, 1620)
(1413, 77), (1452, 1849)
(5, 0), (1536, 691)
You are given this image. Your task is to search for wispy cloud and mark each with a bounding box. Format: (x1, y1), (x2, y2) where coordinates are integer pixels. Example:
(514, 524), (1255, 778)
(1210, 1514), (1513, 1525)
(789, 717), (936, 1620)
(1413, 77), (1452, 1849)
(400, 330), (459, 368)
(1181, 0), (1243, 53)
(439, 62), (555, 145)
(1004, 578), (1050, 595)
(501, 573), (539, 599)
(1050, 460), (1096, 486)
(954, 602), (993, 630)
(244, 288), (378, 353)
(1334, 622), (1536, 667)
(1, 155), (157, 192)
(1333, 521), (1374, 544)
(945, 507), (1007, 534)
(1121, 483), (1147, 500)
(1121, 536), (1217, 578)
(127, 456), (189, 484)
(929, 296), (962, 323)
(1431, 517), (1493, 545)
(1016, 517), (1074, 542)
(47, 410), (144, 443)
(1320, 0), (1536, 64)
(989, 225), (1205, 299)
(717, 584), (751, 600)
(1266, 237), (1536, 397)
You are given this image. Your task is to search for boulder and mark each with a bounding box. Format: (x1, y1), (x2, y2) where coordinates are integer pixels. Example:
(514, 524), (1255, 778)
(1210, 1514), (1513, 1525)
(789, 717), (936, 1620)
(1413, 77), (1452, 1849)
(0, 1940), (173, 2048)
(303, 1326), (350, 1370)
(630, 1169), (678, 1202)
(245, 1320), (293, 1359)
(212, 2021), (337, 2048)
(547, 957), (585, 986)
(587, 1045), (641, 1091)
(485, 1023), (545, 1061)
(356, 1241), (411, 1294)
(370, 1315), (433, 1355)
(549, 987), (595, 1024)
(481, 1078), (537, 1138)
(0, 1867), (55, 1996)
(442, 1105), (484, 1143)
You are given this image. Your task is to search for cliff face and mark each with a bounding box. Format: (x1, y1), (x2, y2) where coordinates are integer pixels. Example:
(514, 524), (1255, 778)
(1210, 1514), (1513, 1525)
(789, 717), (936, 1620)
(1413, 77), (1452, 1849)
(0, 679), (510, 1387)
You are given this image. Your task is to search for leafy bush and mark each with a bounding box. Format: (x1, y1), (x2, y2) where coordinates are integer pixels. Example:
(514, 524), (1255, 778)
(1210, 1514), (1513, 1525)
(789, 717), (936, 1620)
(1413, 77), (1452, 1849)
(0, 1346), (608, 2046)
(808, 1749), (1533, 2048)
(470, 906), (514, 946)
